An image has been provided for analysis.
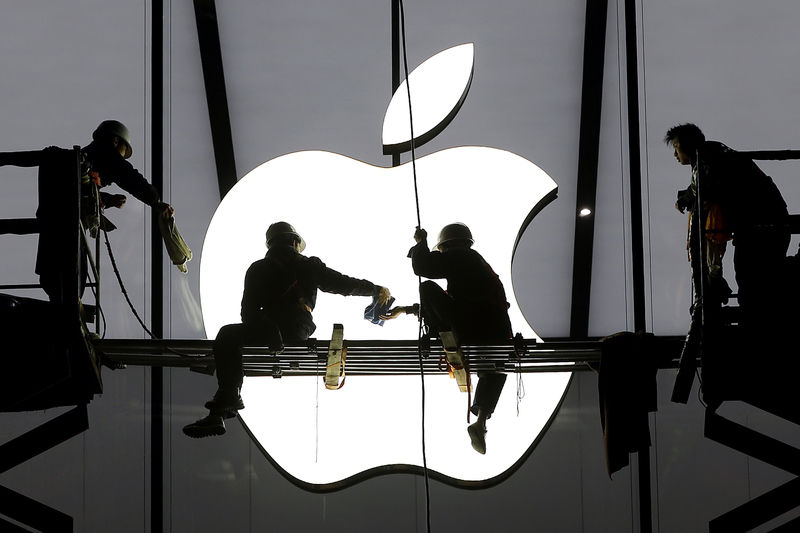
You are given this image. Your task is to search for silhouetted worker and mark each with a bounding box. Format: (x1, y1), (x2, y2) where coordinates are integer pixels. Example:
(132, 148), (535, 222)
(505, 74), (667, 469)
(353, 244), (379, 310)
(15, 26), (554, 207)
(665, 123), (789, 332)
(384, 223), (512, 454)
(0, 120), (174, 302)
(183, 221), (392, 438)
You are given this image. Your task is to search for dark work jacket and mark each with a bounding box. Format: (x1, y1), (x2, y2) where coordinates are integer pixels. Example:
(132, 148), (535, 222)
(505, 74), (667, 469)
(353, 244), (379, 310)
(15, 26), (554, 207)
(408, 239), (511, 338)
(0, 142), (161, 209)
(696, 141), (787, 235)
(0, 144), (160, 275)
(240, 245), (377, 336)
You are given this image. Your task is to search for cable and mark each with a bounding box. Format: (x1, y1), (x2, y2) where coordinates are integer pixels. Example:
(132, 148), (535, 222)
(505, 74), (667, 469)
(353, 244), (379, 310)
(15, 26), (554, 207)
(103, 227), (198, 359)
(84, 265), (107, 339)
(397, 1), (431, 531)
(399, 2), (421, 228)
(103, 227), (155, 339)
(695, 368), (707, 408)
(515, 346), (526, 416)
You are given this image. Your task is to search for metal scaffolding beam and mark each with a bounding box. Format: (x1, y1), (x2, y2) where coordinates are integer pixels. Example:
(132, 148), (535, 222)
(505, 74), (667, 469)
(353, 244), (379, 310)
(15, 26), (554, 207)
(96, 336), (685, 377)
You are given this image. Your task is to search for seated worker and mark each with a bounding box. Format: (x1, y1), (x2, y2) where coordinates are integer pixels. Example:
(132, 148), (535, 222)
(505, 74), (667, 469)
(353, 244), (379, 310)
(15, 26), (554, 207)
(184, 221), (392, 438)
(384, 223), (512, 454)
(0, 120), (174, 302)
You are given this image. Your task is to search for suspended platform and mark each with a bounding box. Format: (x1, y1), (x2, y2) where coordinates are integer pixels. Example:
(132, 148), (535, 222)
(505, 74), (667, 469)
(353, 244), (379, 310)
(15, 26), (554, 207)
(95, 335), (685, 378)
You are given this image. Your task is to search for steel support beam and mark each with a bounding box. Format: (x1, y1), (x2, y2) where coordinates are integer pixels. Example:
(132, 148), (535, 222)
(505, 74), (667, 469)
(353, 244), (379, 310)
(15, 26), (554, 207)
(622, 0), (651, 529)
(706, 406), (800, 532)
(0, 405), (87, 531)
(0, 485), (73, 532)
(0, 404), (88, 474)
(151, 1), (165, 531)
(193, 0), (238, 198)
(570, 0), (608, 339)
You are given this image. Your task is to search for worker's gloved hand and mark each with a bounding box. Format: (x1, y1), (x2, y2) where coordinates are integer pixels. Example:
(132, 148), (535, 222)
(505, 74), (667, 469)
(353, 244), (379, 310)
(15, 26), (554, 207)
(156, 202), (175, 219)
(413, 227), (427, 243)
(108, 194), (127, 208)
(380, 306), (406, 320)
(675, 187), (694, 213)
(376, 286), (392, 307)
(379, 304), (419, 320)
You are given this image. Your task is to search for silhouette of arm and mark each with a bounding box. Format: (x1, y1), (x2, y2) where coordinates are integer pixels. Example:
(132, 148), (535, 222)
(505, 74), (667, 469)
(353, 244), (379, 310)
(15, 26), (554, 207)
(311, 257), (377, 298)
(0, 150), (44, 167)
(408, 241), (448, 279)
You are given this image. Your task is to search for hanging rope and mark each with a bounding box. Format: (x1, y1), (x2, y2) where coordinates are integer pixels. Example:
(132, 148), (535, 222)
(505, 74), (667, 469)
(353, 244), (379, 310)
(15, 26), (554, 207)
(398, 3), (422, 227)
(397, 1), (431, 531)
(104, 228), (157, 339)
(103, 226), (194, 359)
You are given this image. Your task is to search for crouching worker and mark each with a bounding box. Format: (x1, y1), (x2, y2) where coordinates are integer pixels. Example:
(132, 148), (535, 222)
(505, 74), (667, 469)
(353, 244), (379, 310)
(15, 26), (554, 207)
(383, 223), (512, 454)
(183, 221), (391, 438)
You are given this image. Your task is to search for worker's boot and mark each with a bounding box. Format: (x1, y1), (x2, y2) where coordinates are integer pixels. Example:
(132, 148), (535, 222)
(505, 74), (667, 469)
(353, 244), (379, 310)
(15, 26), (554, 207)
(182, 414), (226, 438)
(467, 421), (487, 454)
(467, 410), (488, 454)
(204, 388), (244, 419)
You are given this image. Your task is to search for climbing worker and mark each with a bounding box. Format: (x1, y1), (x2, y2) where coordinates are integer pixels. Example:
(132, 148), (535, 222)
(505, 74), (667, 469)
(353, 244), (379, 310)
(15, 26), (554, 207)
(665, 123), (790, 332)
(383, 223), (512, 454)
(183, 221), (392, 438)
(0, 120), (174, 302)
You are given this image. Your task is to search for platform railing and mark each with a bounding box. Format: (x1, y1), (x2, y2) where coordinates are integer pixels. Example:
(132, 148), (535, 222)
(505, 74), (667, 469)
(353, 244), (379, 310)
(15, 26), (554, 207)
(0, 145), (101, 331)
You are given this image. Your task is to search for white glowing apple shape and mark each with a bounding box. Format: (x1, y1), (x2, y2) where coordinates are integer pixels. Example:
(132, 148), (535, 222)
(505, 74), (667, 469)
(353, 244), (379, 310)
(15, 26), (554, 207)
(382, 43), (474, 152)
(199, 44), (570, 489)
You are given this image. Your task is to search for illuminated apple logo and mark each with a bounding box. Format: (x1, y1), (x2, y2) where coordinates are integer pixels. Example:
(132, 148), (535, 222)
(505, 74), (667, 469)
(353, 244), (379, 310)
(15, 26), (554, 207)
(200, 44), (570, 489)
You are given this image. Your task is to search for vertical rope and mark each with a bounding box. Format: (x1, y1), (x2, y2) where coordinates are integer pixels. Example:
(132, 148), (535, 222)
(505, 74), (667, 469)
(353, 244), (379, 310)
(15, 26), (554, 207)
(398, 2), (421, 227)
(397, 2), (430, 531)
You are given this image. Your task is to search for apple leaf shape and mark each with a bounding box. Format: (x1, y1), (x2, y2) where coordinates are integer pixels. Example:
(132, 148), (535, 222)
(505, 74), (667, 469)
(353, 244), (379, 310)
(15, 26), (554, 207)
(382, 43), (474, 154)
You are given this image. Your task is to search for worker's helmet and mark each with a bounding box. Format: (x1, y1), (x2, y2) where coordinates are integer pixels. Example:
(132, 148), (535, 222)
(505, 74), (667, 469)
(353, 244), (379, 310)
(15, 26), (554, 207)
(266, 221), (306, 253)
(92, 120), (133, 159)
(435, 222), (474, 251)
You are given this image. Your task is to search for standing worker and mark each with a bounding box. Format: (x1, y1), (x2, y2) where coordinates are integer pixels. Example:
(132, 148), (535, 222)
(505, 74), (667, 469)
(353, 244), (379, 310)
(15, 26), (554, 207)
(383, 223), (512, 454)
(0, 120), (174, 302)
(183, 221), (392, 438)
(665, 123), (790, 333)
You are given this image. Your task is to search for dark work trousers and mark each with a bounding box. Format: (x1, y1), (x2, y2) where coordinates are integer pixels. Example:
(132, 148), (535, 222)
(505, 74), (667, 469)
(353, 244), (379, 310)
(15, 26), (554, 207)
(419, 280), (510, 418)
(214, 313), (313, 392)
(470, 372), (507, 418)
(733, 226), (790, 337)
